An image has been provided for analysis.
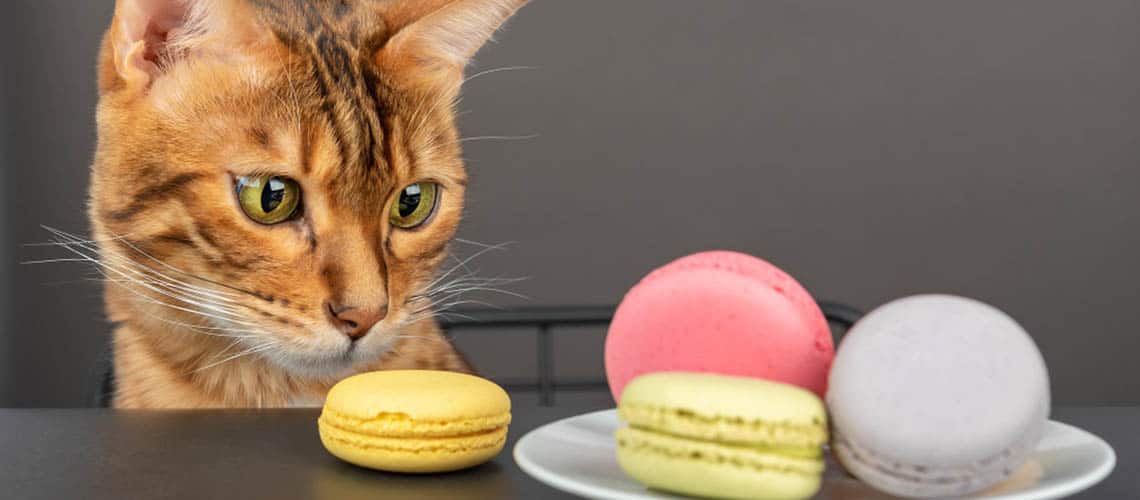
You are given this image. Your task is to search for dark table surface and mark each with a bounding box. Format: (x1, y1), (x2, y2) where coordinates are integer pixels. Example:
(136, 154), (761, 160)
(0, 401), (1135, 499)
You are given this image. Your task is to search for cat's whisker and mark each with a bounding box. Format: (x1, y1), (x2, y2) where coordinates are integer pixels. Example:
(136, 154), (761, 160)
(101, 275), (246, 322)
(407, 293), (500, 318)
(415, 276), (530, 306)
(423, 242), (512, 292)
(42, 237), (192, 301)
(453, 238), (514, 250)
(441, 241), (507, 277)
(42, 226), (262, 304)
(429, 270), (521, 283)
(36, 229), (298, 335)
(42, 246), (242, 308)
(457, 134), (539, 144)
(212, 338), (245, 360)
(463, 65), (538, 84)
(91, 230), (250, 299)
(40, 227), (245, 304)
(448, 253), (477, 277)
(30, 227), (134, 246)
(433, 311), (480, 323)
(418, 278), (520, 297)
(25, 254), (233, 310)
(102, 273), (259, 329)
(430, 299), (501, 313)
(424, 275), (529, 293)
(37, 237), (260, 327)
(131, 301), (261, 339)
(71, 252), (253, 324)
(193, 342), (279, 373)
(123, 299), (262, 336)
(21, 257), (104, 266)
(389, 335), (448, 346)
(398, 239), (528, 328)
(419, 288), (529, 310)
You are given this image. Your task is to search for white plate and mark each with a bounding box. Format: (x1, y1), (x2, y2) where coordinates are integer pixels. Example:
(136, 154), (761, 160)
(515, 409), (1115, 500)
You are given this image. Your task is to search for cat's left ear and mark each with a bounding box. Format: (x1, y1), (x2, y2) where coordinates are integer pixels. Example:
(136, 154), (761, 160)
(376, 0), (530, 96)
(108, 0), (260, 91)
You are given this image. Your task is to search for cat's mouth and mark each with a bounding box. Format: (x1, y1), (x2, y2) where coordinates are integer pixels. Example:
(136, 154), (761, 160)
(258, 324), (400, 379)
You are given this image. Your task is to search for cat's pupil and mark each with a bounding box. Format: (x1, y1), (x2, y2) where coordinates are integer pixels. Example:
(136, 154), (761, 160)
(398, 185), (422, 217)
(262, 177), (287, 213)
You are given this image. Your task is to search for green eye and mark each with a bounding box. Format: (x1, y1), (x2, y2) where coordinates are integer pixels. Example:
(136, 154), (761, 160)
(390, 182), (439, 229)
(235, 176), (302, 225)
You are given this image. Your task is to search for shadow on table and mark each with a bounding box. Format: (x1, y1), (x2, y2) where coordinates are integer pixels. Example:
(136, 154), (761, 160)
(310, 458), (511, 499)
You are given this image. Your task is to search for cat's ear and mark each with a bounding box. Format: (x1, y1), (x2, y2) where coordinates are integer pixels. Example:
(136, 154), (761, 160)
(376, 0), (529, 95)
(109, 0), (258, 90)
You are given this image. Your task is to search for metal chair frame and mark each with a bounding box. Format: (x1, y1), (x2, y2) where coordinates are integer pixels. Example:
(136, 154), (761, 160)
(438, 302), (862, 406)
(94, 303), (863, 407)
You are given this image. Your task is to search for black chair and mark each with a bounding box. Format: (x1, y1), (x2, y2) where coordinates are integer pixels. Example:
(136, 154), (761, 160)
(438, 302), (862, 406)
(93, 302), (863, 408)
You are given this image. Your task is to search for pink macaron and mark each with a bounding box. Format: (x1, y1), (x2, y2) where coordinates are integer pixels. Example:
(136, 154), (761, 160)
(604, 251), (834, 402)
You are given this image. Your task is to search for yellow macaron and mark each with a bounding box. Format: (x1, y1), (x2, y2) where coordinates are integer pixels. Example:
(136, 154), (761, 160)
(318, 370), (511, 473)
(615, 372), (828, 500)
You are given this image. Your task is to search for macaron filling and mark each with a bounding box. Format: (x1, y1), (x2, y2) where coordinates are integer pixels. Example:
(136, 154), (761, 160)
(319, 420), (508, 453)
(619, 403), (826, 452)
(617, 427), (824, 475)
(318, 407), (511, 454)
(320, 408), (512, 438)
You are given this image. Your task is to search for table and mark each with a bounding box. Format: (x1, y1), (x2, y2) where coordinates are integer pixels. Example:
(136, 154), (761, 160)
(0, 403), (1134, 499)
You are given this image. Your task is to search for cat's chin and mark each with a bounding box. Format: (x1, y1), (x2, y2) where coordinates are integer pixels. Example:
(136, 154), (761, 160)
(261, 335), (397, 380)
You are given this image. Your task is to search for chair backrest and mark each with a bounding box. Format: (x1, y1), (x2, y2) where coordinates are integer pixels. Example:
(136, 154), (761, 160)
(92, 302), (863, 407)
(438, 302), (863, 406)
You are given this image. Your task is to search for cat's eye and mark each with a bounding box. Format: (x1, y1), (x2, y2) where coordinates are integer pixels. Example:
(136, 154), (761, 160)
(235, 176), (302, 225)
(390, 182), (439, 229)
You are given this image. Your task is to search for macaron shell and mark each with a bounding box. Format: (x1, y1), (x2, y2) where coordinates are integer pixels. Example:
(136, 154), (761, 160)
(830, 417), (1045, 499)
(615, 373), (827, 500)
(616, 435), (822, 500)
(606, 251), (833, 402)
(319, 370), (511, 473)
(826, 295), (1050, 498)
(619, 372), (827, 450)
(324, 370), (510, 421)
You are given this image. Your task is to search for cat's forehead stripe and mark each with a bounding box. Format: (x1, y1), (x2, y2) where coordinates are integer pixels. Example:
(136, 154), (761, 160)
(249, 127), (272, 150)
(252, 0), (396, 185)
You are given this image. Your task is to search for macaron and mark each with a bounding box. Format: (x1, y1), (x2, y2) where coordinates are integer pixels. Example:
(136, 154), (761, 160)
(826, 295), (1050, 498)
(605, 251), (834, 402)
(318, 370), (511, 473)
(615, 372), (829, 500)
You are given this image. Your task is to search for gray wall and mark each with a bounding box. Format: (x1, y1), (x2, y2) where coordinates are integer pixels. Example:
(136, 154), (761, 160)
(3, 1), (115, 406)
(0, 2), (10, 403)
(2, 0), (1138, 407)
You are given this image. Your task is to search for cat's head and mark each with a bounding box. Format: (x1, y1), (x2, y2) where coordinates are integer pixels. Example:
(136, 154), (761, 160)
(89, 0), (526, 378)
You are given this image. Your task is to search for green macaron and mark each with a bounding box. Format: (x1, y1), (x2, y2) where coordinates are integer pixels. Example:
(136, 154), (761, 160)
(615, 372), (828, 500)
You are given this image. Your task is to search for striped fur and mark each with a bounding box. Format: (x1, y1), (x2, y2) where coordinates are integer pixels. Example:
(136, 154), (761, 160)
(90, 0), (527, 408)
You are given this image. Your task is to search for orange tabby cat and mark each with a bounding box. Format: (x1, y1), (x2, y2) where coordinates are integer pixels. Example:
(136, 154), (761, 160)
(87, 0), (528, 408)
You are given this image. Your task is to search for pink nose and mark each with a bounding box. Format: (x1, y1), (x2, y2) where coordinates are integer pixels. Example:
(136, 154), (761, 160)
(325, 302), (387, 340)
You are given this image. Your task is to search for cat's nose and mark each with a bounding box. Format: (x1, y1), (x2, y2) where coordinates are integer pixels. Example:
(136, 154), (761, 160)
(325, 301), (388, 340)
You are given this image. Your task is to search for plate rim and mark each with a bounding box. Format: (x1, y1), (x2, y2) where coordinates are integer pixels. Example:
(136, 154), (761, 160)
(514, 409), (1117, 500)
(515, 409), (645, 500)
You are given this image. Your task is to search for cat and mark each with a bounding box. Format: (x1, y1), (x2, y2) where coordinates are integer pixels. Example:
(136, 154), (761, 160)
(86, 0), (528, 408)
